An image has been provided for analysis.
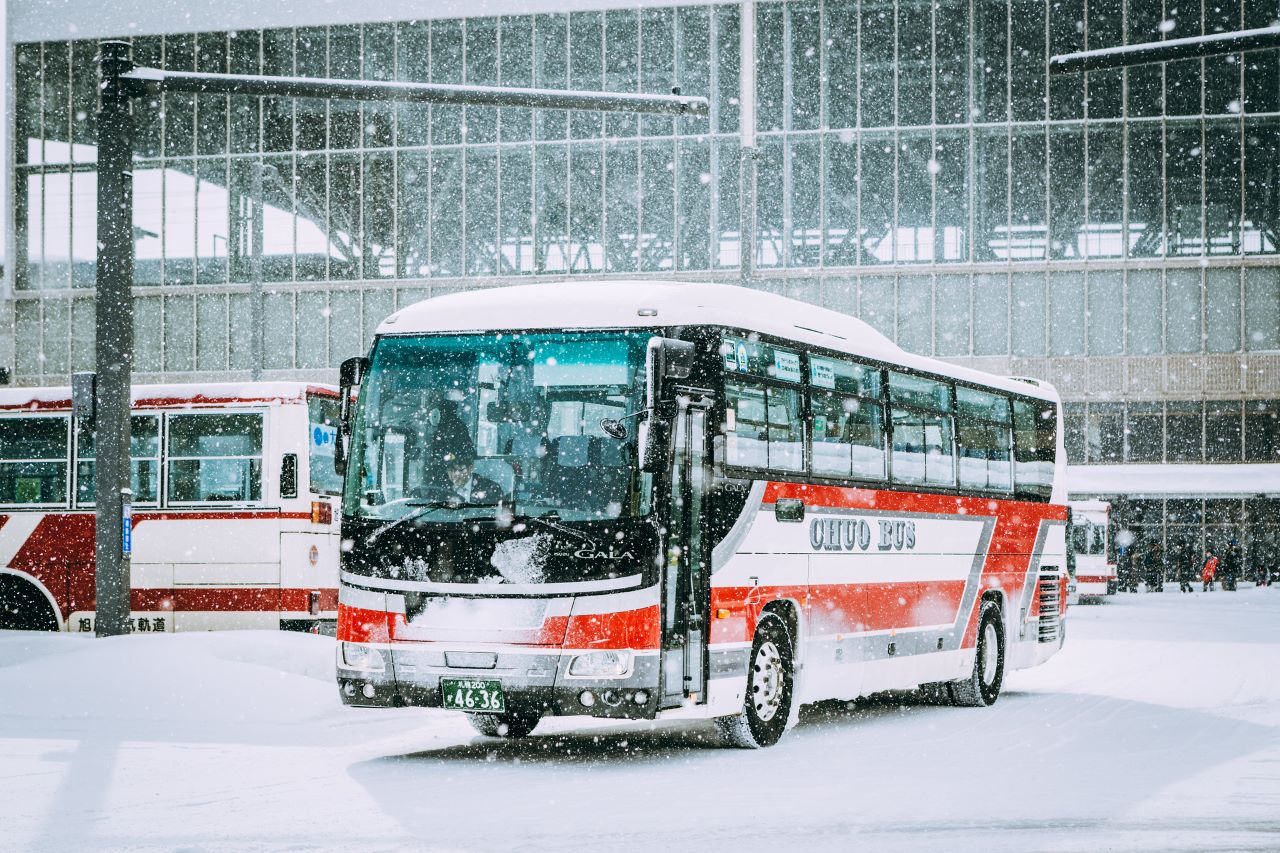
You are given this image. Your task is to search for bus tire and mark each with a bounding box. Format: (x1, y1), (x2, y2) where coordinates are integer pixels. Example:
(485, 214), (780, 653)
(466, 709), (541, 739)
(716, 615), (794, 749)
(948, 600), (1004, 708)
(0, 575), (60, 632)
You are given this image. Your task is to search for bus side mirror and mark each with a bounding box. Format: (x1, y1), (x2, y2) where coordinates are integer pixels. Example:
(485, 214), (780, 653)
(638, 337), (694, 473)
(644, 337), (695, 410)
(334, 356), (369, 477)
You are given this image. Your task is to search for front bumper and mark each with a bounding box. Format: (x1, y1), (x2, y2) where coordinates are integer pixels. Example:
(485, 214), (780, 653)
(337, 645), (661, 720)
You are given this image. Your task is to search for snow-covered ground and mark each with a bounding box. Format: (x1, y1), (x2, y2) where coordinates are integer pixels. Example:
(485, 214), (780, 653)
(3, 588), (1279, 853)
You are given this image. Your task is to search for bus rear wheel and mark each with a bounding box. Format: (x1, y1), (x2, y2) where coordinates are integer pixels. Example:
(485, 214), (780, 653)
(0, 576), (60, 632)
(717, 615), (794, 749)
(466, 709), (541, 739)
(948, 600), (1004, 708)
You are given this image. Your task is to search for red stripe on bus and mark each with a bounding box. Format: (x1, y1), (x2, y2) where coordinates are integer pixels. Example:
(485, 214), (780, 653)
(337, 603), (392, 643)
(763, 481), (1068, 524)
(563, 605), (660, 650)
(133, 511), (315, 522)
(122, 587), (338, 613)
(2, 510), (318, 523)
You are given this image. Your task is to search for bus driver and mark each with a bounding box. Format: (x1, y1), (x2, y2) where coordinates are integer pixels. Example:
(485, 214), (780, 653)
(431, 414), (506, 505)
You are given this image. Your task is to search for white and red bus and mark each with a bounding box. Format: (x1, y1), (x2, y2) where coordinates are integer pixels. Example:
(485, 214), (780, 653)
(1068, 500), (1117, 602)
(335, 282), (1068, 747)
(0, 382), (342, 633)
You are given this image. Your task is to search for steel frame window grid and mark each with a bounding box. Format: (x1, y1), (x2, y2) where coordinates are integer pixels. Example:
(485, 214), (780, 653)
(10, 2), (1280, 382)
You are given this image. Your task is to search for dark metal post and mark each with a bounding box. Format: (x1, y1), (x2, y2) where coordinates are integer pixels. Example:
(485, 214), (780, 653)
(739, 0), (757, 284)
(250, 163), (265, 380)
(94, 40), (136, 638)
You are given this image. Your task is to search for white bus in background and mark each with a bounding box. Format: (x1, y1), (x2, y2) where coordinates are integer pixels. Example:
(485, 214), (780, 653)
(1069, 500), (1117, 603)
(0, 382), (343, 633)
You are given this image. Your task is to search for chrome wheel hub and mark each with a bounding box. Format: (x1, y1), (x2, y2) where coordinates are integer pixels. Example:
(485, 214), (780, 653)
(752, 640), (785, 722)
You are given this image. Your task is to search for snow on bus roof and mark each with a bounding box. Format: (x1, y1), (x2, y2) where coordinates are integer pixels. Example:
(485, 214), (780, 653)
(0, 381), (337, 412)
(382, 281), (1057, 402)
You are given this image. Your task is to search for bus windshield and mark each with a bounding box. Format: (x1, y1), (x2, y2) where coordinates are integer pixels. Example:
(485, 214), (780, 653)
(344, 330), (652, 524)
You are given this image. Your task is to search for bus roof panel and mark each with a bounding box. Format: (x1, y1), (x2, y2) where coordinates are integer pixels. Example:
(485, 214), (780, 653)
(383, 281), (1058, 402)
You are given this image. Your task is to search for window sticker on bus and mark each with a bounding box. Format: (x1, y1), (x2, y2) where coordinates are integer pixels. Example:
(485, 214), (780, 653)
(773, 350), (802, 383)
(722, 337), (757, 374)
(810, 358), (836, 389)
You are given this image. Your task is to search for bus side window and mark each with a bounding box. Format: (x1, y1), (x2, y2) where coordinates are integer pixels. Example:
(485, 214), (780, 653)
(888, 372), (955, 488)
(167, 412), (264, 504)
(723, 380), (804, 472)
(724, 380), (769, 469)
(1072, 523), (1088, 554)
(1013, 399), (1056, 500)
(280, 453), (299, 499)
(307, 395), (343, 495)
(956, 387), (1012, 492)
(810, 391), (886, 480)
(808, 356), (886, 481)
(0, 415), (69, 506)
(74, 415), (161, 507)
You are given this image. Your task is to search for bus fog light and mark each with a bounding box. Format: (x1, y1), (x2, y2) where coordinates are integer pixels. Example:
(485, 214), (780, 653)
(341, 641), (385, 673)
(361, 682), (376, 699)
(568, 650), (633, 678)
(601, 690), (622, 707)
(342, 681), (356, 698)
(632, 690), (649, 706)
(579, 690), (596, 707)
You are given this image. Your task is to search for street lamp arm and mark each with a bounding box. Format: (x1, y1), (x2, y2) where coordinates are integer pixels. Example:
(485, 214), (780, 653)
(122, 66), (710, 117)
(1050, 25), (1280, 75)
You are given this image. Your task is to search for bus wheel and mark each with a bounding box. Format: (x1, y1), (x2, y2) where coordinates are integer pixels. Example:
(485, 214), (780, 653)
(0, 576), (60, 632)
(717, 615), (794, 749)
(466, 709), (541, 739)
(948, 600), (1004, 708)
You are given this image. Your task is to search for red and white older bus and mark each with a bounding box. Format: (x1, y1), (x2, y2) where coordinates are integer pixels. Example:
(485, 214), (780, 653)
(0, 382), (342, 633)
(335, 282), (1068, 747)
(1068, 500), (1117, 602)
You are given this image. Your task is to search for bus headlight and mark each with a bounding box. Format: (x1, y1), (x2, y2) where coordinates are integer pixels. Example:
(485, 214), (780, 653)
(340, 641), (385, 673)
(568, 650), (632, 678)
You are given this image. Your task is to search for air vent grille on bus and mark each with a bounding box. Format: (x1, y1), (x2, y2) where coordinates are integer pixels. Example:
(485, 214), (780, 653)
(1037, 573), (1061, 643)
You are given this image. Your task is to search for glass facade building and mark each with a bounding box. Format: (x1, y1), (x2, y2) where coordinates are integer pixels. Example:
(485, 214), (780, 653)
(5, 0), (1280, 569)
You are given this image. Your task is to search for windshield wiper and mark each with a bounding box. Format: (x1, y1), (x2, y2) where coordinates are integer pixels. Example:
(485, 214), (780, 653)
(509, 510), (599, 548)
(366, 498), (499, 544)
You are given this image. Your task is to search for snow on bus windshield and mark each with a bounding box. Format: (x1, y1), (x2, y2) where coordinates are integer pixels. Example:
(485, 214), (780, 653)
(344, 331), (652, 523)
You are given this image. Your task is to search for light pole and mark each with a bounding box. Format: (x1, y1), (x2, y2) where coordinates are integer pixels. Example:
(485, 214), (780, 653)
(89, 40), (709, 637)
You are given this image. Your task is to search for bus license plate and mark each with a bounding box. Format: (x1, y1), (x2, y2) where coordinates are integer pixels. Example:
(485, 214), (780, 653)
(440, 678), (506, 713)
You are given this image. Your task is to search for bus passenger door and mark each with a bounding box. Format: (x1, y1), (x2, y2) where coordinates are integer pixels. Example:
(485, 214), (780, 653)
(660, 392), (712, 708)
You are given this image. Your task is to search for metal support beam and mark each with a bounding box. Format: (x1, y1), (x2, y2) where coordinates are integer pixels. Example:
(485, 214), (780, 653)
(739, 0), (758, 284)
(123, 67), (710, 116)
(93, 40), (135, 638)
(1050, 25), (1280, 75)
(249, 163), (266, 380)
